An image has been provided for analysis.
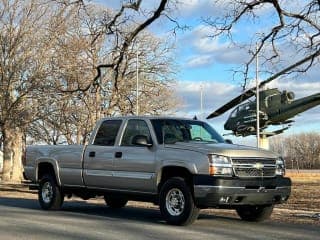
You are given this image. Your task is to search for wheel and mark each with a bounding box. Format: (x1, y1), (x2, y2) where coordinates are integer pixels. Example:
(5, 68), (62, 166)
(104, 196), (128, 208)
(159, 177), (200, 225)
(38, 174), (64, 210)
(236, 205), (274, 222)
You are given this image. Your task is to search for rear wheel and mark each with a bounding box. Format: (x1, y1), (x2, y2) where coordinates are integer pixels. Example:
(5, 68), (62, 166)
(38, 174), (64, 210)
(104, 196), (128, 208)
(159, 177), (200, 225)
(236, 205), (274, 222)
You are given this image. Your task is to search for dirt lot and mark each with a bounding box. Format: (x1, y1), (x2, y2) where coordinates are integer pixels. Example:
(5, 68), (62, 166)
(0, 172), (319, 226)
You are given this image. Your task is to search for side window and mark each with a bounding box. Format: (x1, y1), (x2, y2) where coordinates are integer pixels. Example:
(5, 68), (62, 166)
(93, 120), (122, 146)
(121, 120), (151, 146)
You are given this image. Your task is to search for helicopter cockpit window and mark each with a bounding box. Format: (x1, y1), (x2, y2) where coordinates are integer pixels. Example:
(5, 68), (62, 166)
(238, 103), (250, 112)
(230, 108), (238, 118)
(230, 102), (250, 118)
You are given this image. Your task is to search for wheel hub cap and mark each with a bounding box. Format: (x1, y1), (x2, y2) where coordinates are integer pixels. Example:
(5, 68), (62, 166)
(42, 182), (53, 204)
(166, 188), (185, 216)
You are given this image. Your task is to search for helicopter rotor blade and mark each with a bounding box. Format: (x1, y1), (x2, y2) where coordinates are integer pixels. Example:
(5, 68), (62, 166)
(206, 88), (256, 119)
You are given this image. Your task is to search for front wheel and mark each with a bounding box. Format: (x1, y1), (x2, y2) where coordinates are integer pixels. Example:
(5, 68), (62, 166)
(38, 174), (64, 210)
(159, 177), (200, 225)
(236, 205), (274, 222)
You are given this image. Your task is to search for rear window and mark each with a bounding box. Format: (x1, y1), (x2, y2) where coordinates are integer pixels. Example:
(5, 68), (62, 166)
(93, 120), (122, 146)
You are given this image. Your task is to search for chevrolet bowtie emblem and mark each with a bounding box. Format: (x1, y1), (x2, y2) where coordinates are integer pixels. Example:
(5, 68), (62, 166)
(254, 162), (264, 170)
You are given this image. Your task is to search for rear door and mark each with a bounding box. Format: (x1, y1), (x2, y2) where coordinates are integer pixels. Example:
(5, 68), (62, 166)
(83, 119), (122, 189)
(112, 119), (157, 193)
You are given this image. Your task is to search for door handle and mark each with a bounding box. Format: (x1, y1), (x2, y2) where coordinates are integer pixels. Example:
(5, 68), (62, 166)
(89, 151), (95, 157)
(115, 152), (122, 158)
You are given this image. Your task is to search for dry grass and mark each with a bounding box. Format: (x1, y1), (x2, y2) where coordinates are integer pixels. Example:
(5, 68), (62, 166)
(286, 171), (320, 183)
(271, 172), (320, 225)
(278, 172), (320, 212)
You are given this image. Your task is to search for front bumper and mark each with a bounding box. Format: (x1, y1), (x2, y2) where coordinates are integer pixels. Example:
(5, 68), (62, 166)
(193, 175), (291, 208)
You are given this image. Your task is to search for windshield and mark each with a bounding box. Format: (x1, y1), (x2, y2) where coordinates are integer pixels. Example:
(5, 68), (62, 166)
(151, 119), (225, 144)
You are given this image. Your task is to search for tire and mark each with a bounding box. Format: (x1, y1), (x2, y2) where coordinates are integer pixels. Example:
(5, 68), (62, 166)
(236, 205), (274, 222)
(38, 174), (64, 210)
(159, 177), (200, 225)
(104, 196), (128, 208)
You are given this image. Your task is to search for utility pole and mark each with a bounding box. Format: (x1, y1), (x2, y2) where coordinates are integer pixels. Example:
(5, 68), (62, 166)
(256, 44), (260, 148)
(200, 83), (203, 119)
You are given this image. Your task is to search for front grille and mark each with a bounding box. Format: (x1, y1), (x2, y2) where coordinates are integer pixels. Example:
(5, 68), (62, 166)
(231, 158), (276, 178)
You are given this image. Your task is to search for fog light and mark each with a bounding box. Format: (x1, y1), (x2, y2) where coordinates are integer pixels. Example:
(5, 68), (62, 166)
(219, 196), (231, 203)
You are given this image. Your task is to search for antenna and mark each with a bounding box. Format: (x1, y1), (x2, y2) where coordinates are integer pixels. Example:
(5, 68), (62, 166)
(162, 120), (165, 147)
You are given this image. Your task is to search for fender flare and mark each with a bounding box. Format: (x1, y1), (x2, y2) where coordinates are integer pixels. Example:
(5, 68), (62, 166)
(156, 160), (198, 186)
(35, 158), (61, 186)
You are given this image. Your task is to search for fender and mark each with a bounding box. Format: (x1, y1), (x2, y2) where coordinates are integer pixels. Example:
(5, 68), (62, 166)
(35, 157), (61, 186)
(156, 160), (198, 186)
(161, 160), (198, 174)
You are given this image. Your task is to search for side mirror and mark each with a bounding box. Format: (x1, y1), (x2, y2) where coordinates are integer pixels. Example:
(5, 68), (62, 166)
(225, 139), (233, 144)
(132, 135), (153, 147)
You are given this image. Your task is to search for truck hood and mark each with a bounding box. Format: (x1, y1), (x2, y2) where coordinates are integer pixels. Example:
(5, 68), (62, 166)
(164, 142), (278, 159)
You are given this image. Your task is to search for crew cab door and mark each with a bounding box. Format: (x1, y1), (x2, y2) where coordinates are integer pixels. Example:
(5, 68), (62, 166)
(113, 119), (157, 193)
(83, 119), (122, 189)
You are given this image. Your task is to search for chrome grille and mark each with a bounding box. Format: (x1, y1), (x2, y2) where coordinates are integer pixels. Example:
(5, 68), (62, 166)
(231, 158), (276, 178)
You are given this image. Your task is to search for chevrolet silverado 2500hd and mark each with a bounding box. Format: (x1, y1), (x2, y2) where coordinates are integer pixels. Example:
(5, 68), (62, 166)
(24, 116), (291, 225)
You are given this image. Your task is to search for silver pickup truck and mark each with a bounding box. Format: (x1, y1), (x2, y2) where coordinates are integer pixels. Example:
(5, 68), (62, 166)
(24, 116), (291, 225)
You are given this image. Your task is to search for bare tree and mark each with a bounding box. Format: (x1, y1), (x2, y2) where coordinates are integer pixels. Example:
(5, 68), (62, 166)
(26, 3), (179, 146)
(270, 133), (320, 169)
(1, 0), (51, 181)
(0, 0), (175, 181)
(0, 0), (79, 181)
(203, 0), (320, 88)
(97, 30), (179, 116)
(59, 0), (171, 94)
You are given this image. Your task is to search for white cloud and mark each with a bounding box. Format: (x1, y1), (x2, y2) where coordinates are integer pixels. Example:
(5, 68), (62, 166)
(174, 80), (239, 120)
(267, 78), (320, 98)
(176, 0), (227, 18)
(189, 25), (226, 52)
(179, 24), (249, 68)
(185, 55), (214, 68)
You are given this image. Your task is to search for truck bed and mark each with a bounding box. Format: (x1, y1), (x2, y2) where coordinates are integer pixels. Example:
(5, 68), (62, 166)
(24, 145), (85, 186)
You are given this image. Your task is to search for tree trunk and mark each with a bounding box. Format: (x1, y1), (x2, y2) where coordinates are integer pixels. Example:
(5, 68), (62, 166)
(11, 128), (23, 182)
(2, 126), (23, 182)
(2, 127), (14, 181)
(76, 128), (81, 145)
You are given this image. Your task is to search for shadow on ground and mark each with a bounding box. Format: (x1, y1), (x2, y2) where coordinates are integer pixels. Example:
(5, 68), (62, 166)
(0, 196), (242, 225)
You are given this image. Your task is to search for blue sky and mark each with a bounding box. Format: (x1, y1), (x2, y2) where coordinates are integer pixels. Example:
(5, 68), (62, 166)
(95, 1), (320, 146)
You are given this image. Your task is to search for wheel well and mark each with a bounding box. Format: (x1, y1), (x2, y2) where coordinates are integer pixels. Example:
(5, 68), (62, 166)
(158, 166), (193, 192)
(37, 162), (56, 183)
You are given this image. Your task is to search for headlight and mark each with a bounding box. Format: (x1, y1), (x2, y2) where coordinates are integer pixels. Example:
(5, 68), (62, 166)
(276, 157), (286, 176)
(208, 154), (233, 176)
